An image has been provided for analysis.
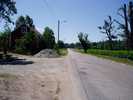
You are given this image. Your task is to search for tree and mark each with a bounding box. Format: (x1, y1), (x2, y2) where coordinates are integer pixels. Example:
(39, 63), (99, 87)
(25, 15), (34, 28)
(43, 27), (55, 49)
(0, 0), (17, 56)
(115, 1), (133, 50)
(15, 15), (34, 28)
(15, 32), (38, 54)
(128, 1), (133, 49)
(98, 16), (117, 50)
(58, 40), (65, 48)
(0, 32), (8, 55)
(78, 32), (90, 53)
(16, 16), (25, 28)
(0, 23), (11, 56)
(0, 0), (17, 23)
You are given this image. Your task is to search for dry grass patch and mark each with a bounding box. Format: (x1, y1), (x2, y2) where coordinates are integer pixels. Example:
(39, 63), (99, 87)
(0, 73), (17, 79)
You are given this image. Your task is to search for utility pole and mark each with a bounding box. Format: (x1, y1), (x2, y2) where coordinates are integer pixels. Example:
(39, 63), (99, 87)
(58, 20), (60, 43)
(57, 20), (67, 43)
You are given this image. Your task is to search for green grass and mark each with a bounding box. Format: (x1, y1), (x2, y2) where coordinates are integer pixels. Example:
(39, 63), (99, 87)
(77, 49), (133, 66)
(58, 48), (68, 56)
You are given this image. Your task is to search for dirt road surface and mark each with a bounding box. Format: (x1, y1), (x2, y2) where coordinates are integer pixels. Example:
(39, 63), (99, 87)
(0, 52), (84, 100)
(0, 49), (133, 100)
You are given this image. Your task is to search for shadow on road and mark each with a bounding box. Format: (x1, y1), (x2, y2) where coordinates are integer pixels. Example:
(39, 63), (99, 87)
(0, 56), (34, 65)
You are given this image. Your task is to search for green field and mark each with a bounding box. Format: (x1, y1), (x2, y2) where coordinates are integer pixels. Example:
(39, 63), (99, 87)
(77, 49), (133, 65)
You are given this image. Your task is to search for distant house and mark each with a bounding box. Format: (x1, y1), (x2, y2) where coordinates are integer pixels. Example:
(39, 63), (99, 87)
(11, 24), (43, 49)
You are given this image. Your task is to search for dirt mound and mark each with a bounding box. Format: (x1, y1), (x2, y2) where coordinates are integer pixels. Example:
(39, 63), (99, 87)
(34, 49), (59, 58)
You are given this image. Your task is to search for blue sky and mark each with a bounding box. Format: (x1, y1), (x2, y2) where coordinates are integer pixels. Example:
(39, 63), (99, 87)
(1, 0), (131, 43)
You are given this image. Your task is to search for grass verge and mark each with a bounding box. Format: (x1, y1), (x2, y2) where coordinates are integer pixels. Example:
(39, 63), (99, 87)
(58, 48), (68, 56)
(77, 49), (133, 66)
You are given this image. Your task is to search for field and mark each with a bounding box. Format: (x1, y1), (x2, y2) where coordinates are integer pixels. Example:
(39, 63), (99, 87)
(77, 49), (133, 65)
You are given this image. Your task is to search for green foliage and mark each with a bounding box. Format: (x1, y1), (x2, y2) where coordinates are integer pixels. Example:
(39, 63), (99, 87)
(58, 40), (65, 48)
(15, 16), (25, 28)
(15, 38), (28, 54)
(43, 27), (55, 49)
(25, 15), (34, 27)
(0, 32), (8, 55)
(87, 49), (133, 60)
(78, 32), (90, 53)
(14, 15), (45, 55)
(0, 24), (11, 55)
(77, 49), (133, 65)
(0, 0), (17, 23)
(0, 0), (17, 55)
(15, 15), (34, 28)
(53, 43), (59, 54)
(90, 40), (125, 50)
(57, 48), (68, 56)
(63, 42), (82, 48)
(15, 32), (38, 54)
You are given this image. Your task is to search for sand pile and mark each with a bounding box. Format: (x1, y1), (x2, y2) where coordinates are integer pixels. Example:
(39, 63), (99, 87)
(34, 49), (59, 58)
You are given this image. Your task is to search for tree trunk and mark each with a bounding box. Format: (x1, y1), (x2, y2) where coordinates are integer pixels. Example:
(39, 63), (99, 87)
(124, 4), (130, 50)
(109, 39), (113, 50)
(128, 2), (133, 49)
(3, 38), (7, 57)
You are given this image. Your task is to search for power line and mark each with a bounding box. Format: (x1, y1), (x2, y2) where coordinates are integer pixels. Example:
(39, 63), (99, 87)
(42, 0), (58, 20)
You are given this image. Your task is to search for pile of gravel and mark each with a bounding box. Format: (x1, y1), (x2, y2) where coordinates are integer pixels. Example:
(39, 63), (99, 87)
(34, 49), (59, 58)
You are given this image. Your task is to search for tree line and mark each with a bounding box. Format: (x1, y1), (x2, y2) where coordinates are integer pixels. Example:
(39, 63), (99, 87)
(0, 0), (133, 55)
(78, 1), (133, 52)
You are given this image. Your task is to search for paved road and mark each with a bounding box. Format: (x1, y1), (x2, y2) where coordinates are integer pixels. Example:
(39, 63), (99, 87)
(68, 49), (133, 100)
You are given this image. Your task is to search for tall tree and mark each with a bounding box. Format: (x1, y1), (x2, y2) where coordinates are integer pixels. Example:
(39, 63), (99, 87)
(78, 32), (90, 53)
(15, 15), (34, 28)
(16, 16), (25, 28)
(25, 15), (34, 28)
(0, 0), (17, 56)
(115, 3), (129, 49)
(0, 0), (17, 23)
(43, 27), (55, 49)
(115, 1), (133, 49)
(98, 16), (117, 50)
(128, 1), (133, 49)
(0, 23), (11, 55)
